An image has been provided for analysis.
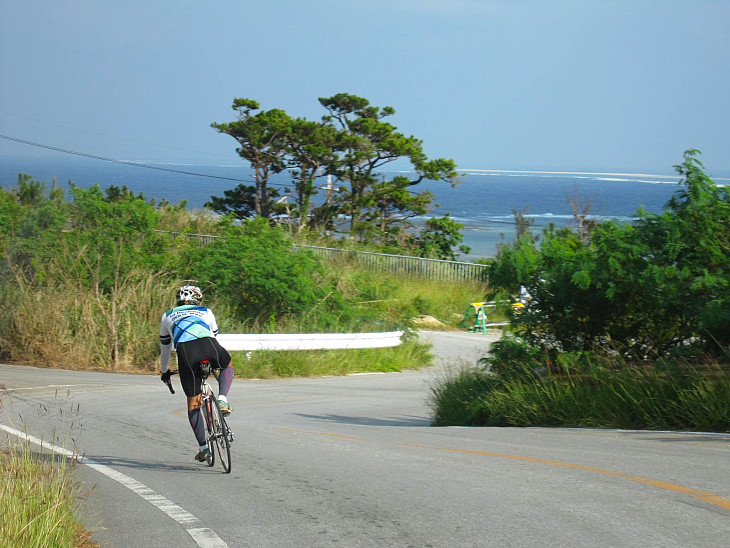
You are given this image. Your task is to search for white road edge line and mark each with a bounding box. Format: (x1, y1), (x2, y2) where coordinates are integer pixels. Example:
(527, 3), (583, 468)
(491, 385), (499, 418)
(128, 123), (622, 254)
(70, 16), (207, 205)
(2, 383), (107, 391)
(0, 423), (228, 548)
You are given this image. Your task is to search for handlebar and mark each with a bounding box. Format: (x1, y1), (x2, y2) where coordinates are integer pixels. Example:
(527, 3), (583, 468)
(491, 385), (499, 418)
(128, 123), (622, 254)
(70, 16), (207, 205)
(164, 370), (179, 394)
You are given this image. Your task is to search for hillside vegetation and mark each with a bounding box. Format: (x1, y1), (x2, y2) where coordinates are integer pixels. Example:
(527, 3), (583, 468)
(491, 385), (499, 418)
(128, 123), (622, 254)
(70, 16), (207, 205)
(0, 178), (483, 375)
(431, 151), (730, 432)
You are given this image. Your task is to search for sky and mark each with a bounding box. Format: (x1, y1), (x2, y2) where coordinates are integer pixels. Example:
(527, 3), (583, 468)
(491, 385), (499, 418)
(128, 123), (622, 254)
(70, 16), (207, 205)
(1, 0), (729, 176)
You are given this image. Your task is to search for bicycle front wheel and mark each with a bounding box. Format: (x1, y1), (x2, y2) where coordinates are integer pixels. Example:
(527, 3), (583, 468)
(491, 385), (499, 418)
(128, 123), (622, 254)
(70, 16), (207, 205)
(209, 398), (232, 473)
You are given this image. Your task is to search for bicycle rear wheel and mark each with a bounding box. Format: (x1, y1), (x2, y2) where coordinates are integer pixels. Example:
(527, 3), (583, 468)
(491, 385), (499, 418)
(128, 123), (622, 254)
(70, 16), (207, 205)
(201, 392), (216, 468)
(209, 398), (232, 473)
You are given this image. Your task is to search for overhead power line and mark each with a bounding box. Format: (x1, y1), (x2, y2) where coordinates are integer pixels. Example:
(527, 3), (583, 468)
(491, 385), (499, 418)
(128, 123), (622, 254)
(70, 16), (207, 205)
(0, 109), (232, 158)
(0, 134), (254, 183)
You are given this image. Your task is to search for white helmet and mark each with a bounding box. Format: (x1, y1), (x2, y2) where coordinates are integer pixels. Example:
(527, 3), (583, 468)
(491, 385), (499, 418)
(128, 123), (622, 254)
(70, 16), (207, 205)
(176, 285), (203, 305)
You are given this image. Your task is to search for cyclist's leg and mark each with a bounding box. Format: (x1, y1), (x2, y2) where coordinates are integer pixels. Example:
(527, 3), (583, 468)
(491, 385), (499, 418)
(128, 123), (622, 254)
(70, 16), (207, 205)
(177, 341), (209, 458)
(205, 338), (234, 414)
(218, 362), (234, 398)
(187, 395), (206, 446)
(216, 365), (234, 416)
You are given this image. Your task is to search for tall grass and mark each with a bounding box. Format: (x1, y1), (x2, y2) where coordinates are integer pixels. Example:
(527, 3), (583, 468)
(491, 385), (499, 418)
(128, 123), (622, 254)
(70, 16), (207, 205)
(315, 257), (488, 330)
(0, 387), (96, 547)
(427, 365), (499, 426)
(1, 272), (448, 376)
(429, 361), (730, 432)
(0, 441), (93, 547)
(0, 270), (171, 371)
(230, 339), (432, 378)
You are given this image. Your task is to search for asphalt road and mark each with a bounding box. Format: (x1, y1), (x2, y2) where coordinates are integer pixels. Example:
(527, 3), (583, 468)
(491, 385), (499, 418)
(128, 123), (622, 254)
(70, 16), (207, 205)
(1, 330), (729, 547)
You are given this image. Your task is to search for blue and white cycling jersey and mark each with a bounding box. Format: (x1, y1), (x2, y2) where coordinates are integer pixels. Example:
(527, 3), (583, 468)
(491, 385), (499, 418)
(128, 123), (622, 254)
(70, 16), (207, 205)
(159, 305), (219, 372)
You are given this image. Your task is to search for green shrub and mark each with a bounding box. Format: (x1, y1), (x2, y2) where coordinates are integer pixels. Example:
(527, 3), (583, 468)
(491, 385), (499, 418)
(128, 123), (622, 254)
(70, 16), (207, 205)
(182, 217), (345, 326)
(429, 367), (500, 426)
(485, 150), (730, 359)
(428, 358), (730, 432)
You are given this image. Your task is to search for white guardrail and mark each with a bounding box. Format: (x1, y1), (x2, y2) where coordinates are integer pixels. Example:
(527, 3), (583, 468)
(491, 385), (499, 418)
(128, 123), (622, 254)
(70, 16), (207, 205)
(217, 331), (404, 351)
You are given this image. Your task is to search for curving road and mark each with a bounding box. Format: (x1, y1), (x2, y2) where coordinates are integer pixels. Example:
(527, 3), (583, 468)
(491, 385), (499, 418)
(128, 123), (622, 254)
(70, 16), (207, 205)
(1, 330), (729, 547)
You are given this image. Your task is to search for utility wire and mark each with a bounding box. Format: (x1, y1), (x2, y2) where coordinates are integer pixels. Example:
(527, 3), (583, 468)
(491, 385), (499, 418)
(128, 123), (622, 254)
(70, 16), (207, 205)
(0, 135), (584, 227)
(0, 134), (255, 183)
(0, 110), (231, 158)
(2, 135), (586, 232)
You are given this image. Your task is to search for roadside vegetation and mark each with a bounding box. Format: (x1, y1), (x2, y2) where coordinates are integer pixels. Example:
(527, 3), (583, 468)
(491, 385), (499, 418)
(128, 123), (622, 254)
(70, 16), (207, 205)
(431, 151), (730, 432)
(0, 175), (483, 375)
(0, 443), (93, 547)
(0, 390), (94, 547)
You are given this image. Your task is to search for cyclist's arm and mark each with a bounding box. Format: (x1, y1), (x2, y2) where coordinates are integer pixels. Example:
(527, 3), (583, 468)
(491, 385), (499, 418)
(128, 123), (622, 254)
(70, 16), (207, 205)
(206, 309), (220, 337)
(160, 341), (172, 373)
(160, 313), (173, 373)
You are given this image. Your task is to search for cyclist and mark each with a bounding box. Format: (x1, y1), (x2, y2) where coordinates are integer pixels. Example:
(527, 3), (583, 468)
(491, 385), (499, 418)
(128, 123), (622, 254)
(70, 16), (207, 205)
(159, 285), (234, 463)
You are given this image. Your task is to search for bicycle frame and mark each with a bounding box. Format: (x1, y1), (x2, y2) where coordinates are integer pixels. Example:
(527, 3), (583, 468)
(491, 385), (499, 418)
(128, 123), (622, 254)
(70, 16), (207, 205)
(199, 360), (233, 473)
(165, 361), (234, 473)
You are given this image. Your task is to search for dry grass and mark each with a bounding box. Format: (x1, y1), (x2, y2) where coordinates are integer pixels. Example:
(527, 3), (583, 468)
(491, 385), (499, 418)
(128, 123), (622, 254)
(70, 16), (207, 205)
(1, 271), (170, 372)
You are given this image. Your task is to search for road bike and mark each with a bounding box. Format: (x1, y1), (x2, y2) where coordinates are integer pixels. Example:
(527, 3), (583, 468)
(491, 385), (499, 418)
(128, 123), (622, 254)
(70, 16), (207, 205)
(165, 361), (234, 473)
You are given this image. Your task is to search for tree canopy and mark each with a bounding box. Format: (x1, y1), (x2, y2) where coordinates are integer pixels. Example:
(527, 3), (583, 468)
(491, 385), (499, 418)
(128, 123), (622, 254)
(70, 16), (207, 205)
(210, 93), (467, 259)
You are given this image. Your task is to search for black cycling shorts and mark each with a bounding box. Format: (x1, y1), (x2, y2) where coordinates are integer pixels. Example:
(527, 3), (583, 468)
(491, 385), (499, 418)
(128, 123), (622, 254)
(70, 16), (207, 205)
(175, 337), (232, 397)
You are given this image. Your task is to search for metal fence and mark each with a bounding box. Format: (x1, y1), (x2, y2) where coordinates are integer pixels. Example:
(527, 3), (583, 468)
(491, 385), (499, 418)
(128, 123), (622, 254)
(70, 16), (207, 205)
(156, 231), (219, 246)
(158, 231), (488, 282)
(295, 245), (488, 282)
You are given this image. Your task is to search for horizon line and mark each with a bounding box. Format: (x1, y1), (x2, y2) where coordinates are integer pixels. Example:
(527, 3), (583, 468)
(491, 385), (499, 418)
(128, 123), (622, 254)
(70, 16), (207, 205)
(458, 169), (730, 182)
(459, 169), (679, 179)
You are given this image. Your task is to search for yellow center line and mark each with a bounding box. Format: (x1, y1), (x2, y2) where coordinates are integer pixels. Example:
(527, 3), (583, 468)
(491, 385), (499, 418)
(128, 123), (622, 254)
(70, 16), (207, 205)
(281, 428), (730, 511)
(283, 428), (367, 441)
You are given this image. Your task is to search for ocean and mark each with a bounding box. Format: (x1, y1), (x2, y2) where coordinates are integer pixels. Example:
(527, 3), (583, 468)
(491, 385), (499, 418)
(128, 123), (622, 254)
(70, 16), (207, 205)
(2, 154), (727, 260)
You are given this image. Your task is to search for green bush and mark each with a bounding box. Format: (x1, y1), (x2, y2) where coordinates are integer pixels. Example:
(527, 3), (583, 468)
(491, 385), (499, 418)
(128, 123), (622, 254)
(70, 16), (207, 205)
(486, 150), (730, 359)
(429, 347), (730, 431)
(429, 367), (500, 426)
(0, 182), (177, 369)
(182, 217), (353, 329)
